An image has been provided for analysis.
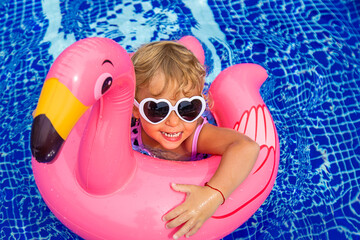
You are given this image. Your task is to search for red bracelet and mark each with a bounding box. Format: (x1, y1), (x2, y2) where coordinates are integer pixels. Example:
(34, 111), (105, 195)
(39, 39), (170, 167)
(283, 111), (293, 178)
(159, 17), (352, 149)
(204, 182), (225, 205)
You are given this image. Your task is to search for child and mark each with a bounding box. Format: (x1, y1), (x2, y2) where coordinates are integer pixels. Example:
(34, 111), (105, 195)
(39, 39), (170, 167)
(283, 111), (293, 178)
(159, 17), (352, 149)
(131, 40), (259, 239)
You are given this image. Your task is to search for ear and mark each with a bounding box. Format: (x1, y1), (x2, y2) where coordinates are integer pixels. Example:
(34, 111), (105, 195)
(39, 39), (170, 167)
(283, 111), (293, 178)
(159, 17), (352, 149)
(133, 105), (140, 119)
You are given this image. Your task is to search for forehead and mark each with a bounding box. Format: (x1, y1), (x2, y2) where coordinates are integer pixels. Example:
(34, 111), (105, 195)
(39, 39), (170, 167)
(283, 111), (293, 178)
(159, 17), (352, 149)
(144, 72), (198, 100)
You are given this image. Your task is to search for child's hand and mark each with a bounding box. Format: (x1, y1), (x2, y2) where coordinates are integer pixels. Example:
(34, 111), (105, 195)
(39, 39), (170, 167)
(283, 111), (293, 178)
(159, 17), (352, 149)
(163, 183), (223, 239)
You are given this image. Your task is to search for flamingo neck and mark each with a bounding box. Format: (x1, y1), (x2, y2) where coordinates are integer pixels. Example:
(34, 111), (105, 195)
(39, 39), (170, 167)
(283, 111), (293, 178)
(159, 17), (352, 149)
(77, 80), (136, 195)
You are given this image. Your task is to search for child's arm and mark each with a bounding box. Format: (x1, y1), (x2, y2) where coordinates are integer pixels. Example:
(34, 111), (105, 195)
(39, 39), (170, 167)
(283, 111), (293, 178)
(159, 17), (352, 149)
(162, 124), (259, 239)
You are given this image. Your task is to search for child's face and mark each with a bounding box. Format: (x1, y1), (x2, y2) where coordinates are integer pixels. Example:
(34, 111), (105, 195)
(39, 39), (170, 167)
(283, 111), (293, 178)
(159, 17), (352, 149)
(133, 72), (201, 152)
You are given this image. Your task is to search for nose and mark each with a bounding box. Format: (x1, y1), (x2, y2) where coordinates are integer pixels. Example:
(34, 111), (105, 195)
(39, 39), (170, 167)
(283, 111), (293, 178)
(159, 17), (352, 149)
(165, 110), (180, 126)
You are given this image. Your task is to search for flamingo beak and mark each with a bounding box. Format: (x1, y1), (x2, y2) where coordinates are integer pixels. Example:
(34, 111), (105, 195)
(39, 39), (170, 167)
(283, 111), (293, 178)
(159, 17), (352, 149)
(31, 78), (88, 163)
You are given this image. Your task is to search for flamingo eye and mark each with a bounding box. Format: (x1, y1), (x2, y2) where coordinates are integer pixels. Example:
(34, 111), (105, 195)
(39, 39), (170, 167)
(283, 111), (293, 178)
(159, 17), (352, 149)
(94, 73), (113, 100)
(102, 77), (112, 94)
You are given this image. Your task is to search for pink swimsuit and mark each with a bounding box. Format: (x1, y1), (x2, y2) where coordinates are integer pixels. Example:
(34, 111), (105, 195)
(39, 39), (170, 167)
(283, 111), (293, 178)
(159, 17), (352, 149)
(131, 118), (208, 161)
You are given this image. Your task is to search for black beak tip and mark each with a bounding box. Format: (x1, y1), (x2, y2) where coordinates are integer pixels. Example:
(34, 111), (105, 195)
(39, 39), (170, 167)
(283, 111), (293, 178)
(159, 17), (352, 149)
(30, 114), (64, 163)
(30, 143), (56, 163)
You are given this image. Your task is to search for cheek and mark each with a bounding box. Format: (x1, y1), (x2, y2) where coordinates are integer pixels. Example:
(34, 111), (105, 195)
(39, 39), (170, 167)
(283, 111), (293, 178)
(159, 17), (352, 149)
(183, 122), (198, 134)
(140, 119), (159, 134)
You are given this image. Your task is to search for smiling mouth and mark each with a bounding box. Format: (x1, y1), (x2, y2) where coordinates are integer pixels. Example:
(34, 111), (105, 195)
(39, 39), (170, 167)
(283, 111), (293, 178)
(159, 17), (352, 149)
(161, 131), (182, 139)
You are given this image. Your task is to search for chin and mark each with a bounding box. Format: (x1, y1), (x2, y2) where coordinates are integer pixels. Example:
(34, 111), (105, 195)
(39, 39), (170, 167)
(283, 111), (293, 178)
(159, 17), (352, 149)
(161, 143), (181, 150)
(159, 139), (183, 151)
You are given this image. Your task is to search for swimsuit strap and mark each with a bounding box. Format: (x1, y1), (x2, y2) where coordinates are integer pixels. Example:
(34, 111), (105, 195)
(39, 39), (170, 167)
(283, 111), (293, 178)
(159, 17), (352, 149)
(131, 120), (151, 156)
(130, 119), (142, 146)
(191, 117), (208, 160)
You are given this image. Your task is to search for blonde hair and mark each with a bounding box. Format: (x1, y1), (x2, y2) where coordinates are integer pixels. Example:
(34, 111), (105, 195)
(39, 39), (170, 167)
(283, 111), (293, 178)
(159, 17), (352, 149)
(131, 40), (206, 99)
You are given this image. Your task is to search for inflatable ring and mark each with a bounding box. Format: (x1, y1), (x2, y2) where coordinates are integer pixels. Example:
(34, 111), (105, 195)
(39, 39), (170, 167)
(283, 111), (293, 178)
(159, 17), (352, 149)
(30, 36), (279, 240)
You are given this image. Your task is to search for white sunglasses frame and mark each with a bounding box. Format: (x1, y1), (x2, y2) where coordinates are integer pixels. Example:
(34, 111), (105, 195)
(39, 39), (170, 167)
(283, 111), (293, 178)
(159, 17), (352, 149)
(134, 96), (206, 124)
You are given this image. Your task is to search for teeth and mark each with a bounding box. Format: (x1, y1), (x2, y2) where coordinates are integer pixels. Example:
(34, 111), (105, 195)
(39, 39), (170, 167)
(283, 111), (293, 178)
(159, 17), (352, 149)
(162, 132), (181, 138)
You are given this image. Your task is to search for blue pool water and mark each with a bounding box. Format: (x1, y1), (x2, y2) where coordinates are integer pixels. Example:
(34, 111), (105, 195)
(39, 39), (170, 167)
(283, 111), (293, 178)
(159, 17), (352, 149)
(1, 0), (359, 239)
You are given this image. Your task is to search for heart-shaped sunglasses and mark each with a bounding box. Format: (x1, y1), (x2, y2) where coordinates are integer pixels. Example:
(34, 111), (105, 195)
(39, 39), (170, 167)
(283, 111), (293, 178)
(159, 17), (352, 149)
(134, 96), (206, 124)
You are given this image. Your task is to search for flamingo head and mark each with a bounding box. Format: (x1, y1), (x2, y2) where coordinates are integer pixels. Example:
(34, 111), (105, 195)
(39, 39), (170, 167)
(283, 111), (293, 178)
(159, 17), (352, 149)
(31, 37), (135, 163)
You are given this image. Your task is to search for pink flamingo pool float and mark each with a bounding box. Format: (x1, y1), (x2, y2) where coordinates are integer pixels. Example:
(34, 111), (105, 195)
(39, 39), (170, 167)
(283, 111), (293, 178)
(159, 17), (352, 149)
(30, 36), (279, 239)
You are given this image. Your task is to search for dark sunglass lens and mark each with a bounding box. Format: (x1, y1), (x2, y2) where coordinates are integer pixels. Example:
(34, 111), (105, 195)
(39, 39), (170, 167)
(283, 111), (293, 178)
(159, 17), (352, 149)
(144, 101), (169, 123)
(178, 99), (203, 121)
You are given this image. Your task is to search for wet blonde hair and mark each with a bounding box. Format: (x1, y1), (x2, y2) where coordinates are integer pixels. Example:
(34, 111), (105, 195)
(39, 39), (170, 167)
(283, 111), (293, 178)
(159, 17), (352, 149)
(131, 40), (206, 99)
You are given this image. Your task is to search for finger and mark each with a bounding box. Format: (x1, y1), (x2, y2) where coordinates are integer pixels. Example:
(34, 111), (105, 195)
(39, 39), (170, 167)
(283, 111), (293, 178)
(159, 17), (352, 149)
(166, 211), (193, 229)
(163, 205), (186, 222)
(171, 183), (192, 194)
(185, 221), (203, 238)
(172, 218), (196, 240)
